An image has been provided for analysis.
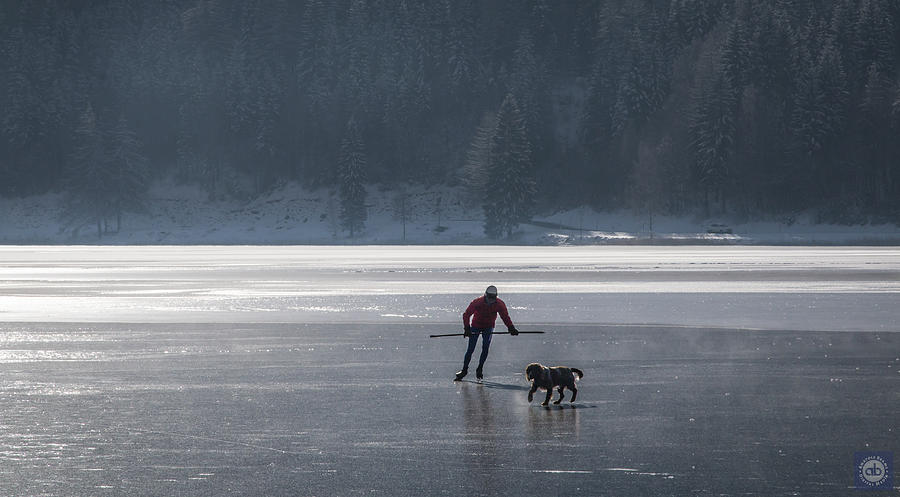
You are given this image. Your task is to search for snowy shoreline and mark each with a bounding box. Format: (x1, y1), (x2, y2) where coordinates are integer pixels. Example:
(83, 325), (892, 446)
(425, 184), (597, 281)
(2, 181), (899, 245)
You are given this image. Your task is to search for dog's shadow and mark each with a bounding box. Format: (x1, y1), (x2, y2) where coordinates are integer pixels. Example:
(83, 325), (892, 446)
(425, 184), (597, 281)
(461, 379), (530, 391)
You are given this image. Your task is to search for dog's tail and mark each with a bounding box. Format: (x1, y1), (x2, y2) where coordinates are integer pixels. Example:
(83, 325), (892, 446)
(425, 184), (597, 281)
(572, 368), (584, 380)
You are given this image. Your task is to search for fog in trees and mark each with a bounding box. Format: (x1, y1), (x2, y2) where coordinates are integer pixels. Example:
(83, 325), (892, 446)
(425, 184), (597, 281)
(2, 0), (900, 232)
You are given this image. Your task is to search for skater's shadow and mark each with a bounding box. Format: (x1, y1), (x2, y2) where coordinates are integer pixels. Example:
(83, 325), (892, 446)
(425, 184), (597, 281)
(533, 403), (599, 410)
(461, 379), (530, 391)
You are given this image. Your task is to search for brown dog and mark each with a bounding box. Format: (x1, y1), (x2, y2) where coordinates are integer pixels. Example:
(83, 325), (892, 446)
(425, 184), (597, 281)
(525, 362), (583, 406)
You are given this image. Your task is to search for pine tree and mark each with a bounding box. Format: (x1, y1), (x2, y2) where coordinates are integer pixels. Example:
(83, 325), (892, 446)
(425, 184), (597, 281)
(893, 84), (900, 124)
(790, 39), (848, 165)
(295, 0), (340, 183)
(462, 111), (498, 198)
(690, 56), (739, 216)
(630, 137), (672, 234)
(791, 58), (828, 160)
(817, 41), (849, 140)
(851, 0), (895, 78)
(483, 94), (536, 239)
(298, 0), (338, 114)
(508, 30), (541, 139)
(580, 61), (613, 150)
(2, 29), (42, 151)
(747, 4), (794, 97)
(108, 116), (149, 232)
(722, 19), (750, 89)
(668, 0), (721, 47)
(343, 0), (373, 115)
(446, 0), (481, 95)
(250, 66), (283, 192)
(391, 187), (412, 242)
(65, 104), (112, 238)
(338, 117), (367, 237)
(858, 62), (894, 207)
(1, 16), (68, 194)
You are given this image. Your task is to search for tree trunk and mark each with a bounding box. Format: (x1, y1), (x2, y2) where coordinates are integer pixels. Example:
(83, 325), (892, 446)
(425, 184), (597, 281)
(704, 188), (710, 218)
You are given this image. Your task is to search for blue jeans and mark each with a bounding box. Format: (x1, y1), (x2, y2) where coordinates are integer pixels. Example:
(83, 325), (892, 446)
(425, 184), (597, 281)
(462, 327), (493, 371)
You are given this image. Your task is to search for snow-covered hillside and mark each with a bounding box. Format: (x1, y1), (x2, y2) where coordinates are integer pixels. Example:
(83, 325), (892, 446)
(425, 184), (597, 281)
(1, 181), (898, 245)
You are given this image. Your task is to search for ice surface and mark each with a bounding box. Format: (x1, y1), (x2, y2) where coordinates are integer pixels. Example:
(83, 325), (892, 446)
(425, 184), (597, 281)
(0, 246), (898, 495)
(0, 322), (897, 496)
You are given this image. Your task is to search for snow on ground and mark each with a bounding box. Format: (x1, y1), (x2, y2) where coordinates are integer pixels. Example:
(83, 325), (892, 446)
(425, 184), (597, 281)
(1, 180), (898, 244)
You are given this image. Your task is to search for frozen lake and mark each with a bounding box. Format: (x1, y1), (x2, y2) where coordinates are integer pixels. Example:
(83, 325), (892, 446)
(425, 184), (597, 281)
(3, 245), (900, 330)
(0, 246), (898, 495)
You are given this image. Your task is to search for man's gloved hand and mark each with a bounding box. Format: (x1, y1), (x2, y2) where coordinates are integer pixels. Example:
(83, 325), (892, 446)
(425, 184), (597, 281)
(464, 325), (472, 337)
(509, 326), (519, 336)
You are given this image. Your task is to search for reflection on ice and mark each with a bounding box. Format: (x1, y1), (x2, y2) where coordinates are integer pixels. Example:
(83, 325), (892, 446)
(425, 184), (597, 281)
(533, 469), (595, 474)
(1, 380), (98, 396)
(1, 246), (898, 331)
(600, 468), (677, 478)
(0, 349), (107, 363)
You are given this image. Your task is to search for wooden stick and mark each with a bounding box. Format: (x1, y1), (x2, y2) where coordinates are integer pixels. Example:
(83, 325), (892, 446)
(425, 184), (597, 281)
(429, 331), (545, 338)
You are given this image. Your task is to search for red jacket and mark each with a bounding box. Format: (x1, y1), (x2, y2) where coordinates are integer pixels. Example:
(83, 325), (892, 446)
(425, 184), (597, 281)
(463, 296), (514, 330)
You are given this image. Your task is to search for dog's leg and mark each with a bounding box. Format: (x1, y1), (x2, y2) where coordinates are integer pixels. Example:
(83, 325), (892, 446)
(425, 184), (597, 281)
(528, 384), (537, 402)
(542, 388), (552, 406)
(554, 387), (565, 404)
(569, 384), (577, 403)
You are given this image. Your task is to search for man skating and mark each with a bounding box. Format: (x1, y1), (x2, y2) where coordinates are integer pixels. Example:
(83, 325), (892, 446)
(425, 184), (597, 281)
(455, 285), (518, 381)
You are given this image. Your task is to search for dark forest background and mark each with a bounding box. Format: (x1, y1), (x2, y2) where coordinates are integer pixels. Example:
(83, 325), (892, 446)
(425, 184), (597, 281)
(3, 0), (900, 228)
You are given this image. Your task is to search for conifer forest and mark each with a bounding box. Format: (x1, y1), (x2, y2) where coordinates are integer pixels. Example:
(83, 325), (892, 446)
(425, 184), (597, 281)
(2, 0), (900, 228)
